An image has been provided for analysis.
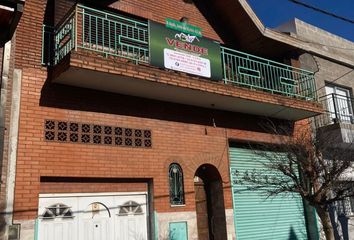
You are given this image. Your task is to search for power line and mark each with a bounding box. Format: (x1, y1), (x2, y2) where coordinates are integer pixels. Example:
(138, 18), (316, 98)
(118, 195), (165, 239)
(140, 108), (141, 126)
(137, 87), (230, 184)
(273, 29), (354, 50)
(267, 1), (354, 119)
(314, 69), (354, 94)
(297, 38), (354, 51)
(288, 0), (354, 24)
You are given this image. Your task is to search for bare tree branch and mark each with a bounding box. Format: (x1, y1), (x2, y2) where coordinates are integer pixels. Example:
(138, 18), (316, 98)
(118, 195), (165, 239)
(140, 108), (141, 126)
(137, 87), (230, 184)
(232, 120), (354, 240)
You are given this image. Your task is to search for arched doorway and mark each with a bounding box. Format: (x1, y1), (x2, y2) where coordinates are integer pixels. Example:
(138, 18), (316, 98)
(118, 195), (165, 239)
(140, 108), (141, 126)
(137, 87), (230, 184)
(194, 164), (227, 240)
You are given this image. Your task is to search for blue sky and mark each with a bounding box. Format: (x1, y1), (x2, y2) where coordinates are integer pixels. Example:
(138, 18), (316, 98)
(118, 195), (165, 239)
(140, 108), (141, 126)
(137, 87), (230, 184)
(247, 0), (354, 42)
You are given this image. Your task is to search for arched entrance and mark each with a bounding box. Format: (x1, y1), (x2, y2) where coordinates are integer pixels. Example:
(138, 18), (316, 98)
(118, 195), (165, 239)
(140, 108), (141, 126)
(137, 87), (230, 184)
(194, 164), (227, 240)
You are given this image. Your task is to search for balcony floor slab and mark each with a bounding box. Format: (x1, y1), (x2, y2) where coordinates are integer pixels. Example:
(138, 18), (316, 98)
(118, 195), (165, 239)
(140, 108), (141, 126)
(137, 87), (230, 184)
(50, 50), (323, 121)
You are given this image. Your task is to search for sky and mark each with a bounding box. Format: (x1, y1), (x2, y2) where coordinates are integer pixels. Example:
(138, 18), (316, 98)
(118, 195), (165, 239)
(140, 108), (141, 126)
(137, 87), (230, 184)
(247, 0), (354, 42)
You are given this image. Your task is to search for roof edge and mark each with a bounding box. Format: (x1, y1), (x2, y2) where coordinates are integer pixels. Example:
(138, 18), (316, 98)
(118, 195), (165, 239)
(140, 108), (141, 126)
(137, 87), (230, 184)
(238, 0), (354, 67)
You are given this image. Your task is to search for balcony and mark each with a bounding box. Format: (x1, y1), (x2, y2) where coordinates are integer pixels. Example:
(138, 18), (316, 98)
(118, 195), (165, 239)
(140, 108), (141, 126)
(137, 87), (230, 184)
(315, 93), (354, 145)
(42, 4), (322, 120)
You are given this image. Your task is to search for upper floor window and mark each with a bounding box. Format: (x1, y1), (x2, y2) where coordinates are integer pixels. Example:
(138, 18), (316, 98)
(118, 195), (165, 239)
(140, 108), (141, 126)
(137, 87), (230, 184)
(325, 85), (353, 124)
(169, 163), (185, 205)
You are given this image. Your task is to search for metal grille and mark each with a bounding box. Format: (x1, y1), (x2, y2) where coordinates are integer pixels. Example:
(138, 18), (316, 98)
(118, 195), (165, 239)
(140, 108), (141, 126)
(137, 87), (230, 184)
(54, 10), (76, 65)
(41, 204), (73, 219)
(44, 120), (152, 148)
(221, 46), (317, 101)
(118, 201), (144, 216)
(169, 163), (185, 205)
(46, 5), (149, 65)
(79, 6), (149, 63)
(41, 5), (318, 102)
(315, 93), (354, 128)
(42, 25), (54, 65)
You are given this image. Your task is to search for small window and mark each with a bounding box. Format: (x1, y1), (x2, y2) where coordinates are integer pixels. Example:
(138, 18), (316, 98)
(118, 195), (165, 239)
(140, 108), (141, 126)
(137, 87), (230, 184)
(324, 85), (353, 123)
(41, 203), (73, 219)
(169, 163), (185, 205)
(118, 201), (143, 216)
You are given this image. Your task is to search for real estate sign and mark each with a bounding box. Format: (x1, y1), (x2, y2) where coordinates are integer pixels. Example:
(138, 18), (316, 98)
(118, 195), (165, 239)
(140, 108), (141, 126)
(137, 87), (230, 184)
(149, 20), (222, 80)
(165, 18), (202, 37)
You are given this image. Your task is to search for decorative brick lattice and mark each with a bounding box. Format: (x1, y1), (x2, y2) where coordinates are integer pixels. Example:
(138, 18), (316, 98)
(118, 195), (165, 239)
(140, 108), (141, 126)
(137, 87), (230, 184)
(44, 120), (152, 148)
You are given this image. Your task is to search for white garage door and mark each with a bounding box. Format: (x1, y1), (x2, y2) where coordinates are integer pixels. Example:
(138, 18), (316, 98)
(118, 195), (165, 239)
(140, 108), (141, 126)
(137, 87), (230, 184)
(38, 193), (148, 240)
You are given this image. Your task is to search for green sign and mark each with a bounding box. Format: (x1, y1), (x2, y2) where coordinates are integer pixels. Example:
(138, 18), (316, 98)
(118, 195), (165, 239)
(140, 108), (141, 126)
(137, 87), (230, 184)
(166, 18), (202, 37)
(150, 20), (222, 80)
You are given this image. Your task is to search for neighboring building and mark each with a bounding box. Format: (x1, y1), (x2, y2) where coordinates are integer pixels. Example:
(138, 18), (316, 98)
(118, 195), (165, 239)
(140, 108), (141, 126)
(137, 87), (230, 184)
(0, 0), (25, 239)
(0, 0), (330, 240)
(277, 18), (354, 240)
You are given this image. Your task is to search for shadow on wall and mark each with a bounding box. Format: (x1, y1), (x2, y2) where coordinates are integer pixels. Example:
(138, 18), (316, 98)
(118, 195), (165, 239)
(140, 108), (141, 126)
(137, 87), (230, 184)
(288, 226), (299, 240)
(39, 82), (293, 134)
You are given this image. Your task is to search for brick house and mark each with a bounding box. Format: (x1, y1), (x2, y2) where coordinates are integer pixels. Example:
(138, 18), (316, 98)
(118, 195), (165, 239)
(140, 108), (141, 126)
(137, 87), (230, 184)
(0, 0), (331, 239)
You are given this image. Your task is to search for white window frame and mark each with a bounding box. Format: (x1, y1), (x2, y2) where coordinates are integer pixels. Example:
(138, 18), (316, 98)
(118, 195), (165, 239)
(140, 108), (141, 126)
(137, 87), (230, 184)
(325, 85), (353, 124)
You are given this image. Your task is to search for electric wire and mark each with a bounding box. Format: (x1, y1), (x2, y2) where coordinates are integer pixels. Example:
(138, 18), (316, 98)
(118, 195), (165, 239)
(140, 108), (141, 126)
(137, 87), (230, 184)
(288, 0), (354, 24)
(266, 1), (354, 118)
(272, 28), (354, 51)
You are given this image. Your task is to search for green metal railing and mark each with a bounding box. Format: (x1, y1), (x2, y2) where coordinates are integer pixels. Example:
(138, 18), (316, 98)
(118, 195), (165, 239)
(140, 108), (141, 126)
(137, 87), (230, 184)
(54, 10), (76, 64)
(221, 47), (316, 100)
(42, 5), (316, 101)
(42, 5), (149, 65)
(42, 25), (54, 65)
(79, 5), (149, 63)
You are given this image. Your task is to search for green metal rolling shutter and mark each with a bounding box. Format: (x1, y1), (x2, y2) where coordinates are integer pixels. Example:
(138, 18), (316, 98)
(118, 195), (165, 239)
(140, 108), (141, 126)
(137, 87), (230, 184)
(229, 147), (308, 240)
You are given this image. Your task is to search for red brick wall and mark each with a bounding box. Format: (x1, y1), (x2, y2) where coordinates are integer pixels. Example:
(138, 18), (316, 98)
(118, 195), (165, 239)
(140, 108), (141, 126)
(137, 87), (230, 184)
(62, 49), (321, 114)
(14, 67), (282, 219)
(108, 0), (221, 41)
(11, 0), (310, 222)
(53, 0), (222, 42)
(54, 0), (76, 26)
(12, 0), (231, 219)
(14, 0), (47, 69)
(40, 181), (147, 193)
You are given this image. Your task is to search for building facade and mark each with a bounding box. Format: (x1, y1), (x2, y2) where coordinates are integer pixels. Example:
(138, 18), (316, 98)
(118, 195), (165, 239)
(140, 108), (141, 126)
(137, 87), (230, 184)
(0, 1), (327, 240)
(277, 18), (354, 240)
(309, 31), (354, 240)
